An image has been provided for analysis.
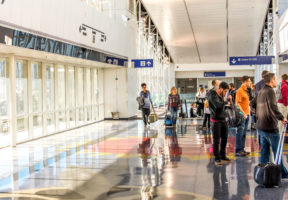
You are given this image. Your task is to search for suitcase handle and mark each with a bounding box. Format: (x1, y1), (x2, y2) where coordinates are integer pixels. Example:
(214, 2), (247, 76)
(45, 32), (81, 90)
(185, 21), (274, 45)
(275, 123), (287, 165)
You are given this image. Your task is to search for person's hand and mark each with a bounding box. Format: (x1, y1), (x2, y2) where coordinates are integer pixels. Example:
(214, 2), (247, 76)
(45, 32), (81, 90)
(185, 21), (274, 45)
(244, 114), (248, 119)
(282, 119), (287, 125)
(178, 106), (181, 110)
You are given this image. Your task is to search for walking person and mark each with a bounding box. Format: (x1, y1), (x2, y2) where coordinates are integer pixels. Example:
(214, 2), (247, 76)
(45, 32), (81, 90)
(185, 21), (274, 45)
(208, 82), (232, 166)
(235, 76), (252, 157)
(277, 74), (288, 133)
(251, 73), (288, 179)
(196, 87), (206, 116)
(139, 83), (153, 127)
(202, 99), (211, 130)
(168, 87), (181, 126)
(255, 70), (269, 95)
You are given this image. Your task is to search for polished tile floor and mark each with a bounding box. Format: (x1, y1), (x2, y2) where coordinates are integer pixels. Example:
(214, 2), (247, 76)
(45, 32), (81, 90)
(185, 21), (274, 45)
(0, 119), (288, 199)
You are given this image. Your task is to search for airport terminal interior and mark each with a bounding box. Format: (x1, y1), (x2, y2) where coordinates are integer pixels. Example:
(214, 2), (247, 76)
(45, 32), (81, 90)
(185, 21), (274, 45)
(1, 0), (288, 199)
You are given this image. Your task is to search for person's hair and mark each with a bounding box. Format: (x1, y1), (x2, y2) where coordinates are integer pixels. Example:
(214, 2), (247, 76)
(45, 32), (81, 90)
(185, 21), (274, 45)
(219, 82), (229, 90)
(200, 87), (205, 93)
(241, 76), (250, 83)
(282, 74), (288, 81)
(229, 83), (235, 88)
(252, 84), (255, 88)
(261, 70), (269, 78)
(170, 86), (177, 94)
(264, 73), (276, 84)
(212, 80), (217, 86)
(141, 83), (146, 87)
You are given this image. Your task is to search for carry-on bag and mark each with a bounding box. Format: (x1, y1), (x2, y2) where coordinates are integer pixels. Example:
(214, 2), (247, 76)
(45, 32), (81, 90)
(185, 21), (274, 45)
(165, 113), (173, 126)
(253, 124), (287, 187)
(148, 107), (158, 124)
(225, 100), (244, 128)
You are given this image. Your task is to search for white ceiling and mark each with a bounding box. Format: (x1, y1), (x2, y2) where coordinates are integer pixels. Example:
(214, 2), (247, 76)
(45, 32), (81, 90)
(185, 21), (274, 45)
(142, 0), (270, 64)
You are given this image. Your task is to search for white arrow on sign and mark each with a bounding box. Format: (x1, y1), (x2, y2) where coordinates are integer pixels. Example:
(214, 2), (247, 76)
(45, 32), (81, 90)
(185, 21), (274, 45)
(147, 61), (151, 66)
(232, 59), (236, 64)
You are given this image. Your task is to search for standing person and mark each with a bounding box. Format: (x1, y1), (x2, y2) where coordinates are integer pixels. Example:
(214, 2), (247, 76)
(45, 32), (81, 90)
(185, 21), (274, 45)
(207, 80), (220, 97)
(277, 74), (288, 133)
(196, 87), (206, 116)
(251, 73), (288, 179)
(140, 83), (153, 127)
(168, 87), (181, 126)
(229, 83), (236, 103)
(250, 84), (256, 130)
(235, 76), (252, 157)
(208, 82), (232, 166)
(255, 70), (269, 95)
(202, 99), (211, 130)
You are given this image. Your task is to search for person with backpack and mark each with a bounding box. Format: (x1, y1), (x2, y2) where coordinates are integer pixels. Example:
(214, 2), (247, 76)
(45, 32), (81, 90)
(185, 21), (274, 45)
(167, 86), (181, 126)
(208, 82), (232, 166)
(139, 83), (153, 127)
(277, 74), (288, 133)
(235, 76), (252, 157)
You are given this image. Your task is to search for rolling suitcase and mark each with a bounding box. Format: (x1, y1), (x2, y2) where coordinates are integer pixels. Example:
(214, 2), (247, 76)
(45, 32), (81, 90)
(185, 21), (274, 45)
(165, 113), (173, 126)
(254, 124), (287, 187)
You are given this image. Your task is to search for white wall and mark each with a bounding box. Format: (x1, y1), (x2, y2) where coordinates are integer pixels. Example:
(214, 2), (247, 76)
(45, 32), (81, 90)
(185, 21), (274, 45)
(0, 0), (136, 58)
(104, 68), (130, 119)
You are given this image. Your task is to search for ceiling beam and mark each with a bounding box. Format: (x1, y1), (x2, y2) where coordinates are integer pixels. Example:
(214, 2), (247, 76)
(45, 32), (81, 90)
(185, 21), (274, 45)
(183, 0), (201, 63)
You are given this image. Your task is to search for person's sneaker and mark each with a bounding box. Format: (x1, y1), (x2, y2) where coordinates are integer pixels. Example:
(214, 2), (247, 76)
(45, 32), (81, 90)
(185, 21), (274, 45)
(215, 159), (222, 166)
(202, 126), (207, 130)
(235, 152), (247, 157)
(221, 157), (232, 164)
(242, 150), (250, 156)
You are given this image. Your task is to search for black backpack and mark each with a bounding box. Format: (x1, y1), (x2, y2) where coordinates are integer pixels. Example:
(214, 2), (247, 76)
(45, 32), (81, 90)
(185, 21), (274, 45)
(225, 101), (244, 127)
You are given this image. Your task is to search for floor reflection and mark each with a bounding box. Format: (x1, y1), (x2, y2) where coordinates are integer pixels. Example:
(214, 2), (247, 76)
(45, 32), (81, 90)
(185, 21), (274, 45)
(2, 120), (288, 199)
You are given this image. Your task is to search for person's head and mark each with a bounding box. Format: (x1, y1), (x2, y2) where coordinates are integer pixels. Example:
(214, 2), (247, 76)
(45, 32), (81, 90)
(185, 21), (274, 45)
(264, 73), (277, 88)
(191, 103), (196, 108)
(200, 87), (205, 93)
(229, 83), (235, 90)
(212, 80), (219, 87)
(261, 70), (269, 79)
(141, 83), (147, 91)
(170, 86), (177, 95)
(241, 76), (252, 88)
(282, 74), (288, 81)
(217, 82), (229, 97)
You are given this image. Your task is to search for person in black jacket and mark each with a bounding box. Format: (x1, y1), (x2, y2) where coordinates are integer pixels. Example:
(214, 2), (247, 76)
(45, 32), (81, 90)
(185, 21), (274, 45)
(251, 73), (288, 179)
(208, 82), (232, 166)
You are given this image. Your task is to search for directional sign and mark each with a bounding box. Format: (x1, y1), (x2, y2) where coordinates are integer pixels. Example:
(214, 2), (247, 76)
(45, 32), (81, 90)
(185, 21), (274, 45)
(132, 59), (154, 68)
(204, 72), (226, 77)
(279, 54), (288, 63)
(106, 56), (128, 67)
(229, 56), (275, 65)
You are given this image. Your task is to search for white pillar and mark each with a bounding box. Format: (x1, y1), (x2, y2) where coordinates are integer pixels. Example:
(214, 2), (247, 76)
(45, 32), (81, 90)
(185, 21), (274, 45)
(9, 55), (16, 147)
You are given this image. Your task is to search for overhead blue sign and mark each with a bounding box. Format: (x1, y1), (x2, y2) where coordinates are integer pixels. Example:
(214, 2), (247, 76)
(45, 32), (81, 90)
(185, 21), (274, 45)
(204, 72), (226, 77)
(106, 57), (128, 67)
(279, 54), (288, 62)
(132, 59), (153, 68)
(229, 56), (275, 65)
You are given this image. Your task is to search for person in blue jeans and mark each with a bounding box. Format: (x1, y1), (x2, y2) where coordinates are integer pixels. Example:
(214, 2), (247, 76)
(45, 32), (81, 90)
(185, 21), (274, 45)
(251, 73), (288, 178)
(168, 87), (181, 126)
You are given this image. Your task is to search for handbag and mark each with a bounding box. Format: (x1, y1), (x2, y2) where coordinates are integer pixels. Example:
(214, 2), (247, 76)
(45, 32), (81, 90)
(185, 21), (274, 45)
(253, 124), (287, 187)
(148, 107), (158, 124)
(225, 100), (244, 128)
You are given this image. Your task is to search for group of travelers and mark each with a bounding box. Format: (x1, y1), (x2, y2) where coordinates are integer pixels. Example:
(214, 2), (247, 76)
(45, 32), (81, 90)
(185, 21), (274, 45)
(137, 70), (288, 179)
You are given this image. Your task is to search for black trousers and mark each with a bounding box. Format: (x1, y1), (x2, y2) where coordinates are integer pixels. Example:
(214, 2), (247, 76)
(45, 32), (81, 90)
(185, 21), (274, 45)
(142, 108), (150, 125)
(212, 121), (228, 160)
(203, 114), (210, 128)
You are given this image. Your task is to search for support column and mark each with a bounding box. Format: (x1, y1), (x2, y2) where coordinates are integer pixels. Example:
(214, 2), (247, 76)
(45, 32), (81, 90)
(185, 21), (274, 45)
(9, 55), (16, 147)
